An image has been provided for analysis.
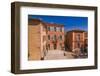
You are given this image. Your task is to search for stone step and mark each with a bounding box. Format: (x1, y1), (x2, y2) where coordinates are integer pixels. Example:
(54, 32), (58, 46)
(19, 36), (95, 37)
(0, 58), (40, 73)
(44, 50), (67, 60)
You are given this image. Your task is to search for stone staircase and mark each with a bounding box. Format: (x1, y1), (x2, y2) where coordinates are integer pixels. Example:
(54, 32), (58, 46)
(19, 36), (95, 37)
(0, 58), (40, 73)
(44, 50), (67, 60)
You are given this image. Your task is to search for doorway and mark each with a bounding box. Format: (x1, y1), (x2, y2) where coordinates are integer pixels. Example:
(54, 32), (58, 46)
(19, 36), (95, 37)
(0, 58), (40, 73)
(54, 44), (57, 49)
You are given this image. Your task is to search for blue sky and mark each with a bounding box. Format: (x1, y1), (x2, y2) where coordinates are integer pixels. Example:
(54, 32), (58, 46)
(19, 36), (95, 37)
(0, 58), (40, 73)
(28, 15), (88, 31)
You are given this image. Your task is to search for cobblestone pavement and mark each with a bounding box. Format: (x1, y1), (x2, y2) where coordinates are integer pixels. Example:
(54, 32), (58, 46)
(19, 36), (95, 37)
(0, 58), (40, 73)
(44, 50), (75, 60)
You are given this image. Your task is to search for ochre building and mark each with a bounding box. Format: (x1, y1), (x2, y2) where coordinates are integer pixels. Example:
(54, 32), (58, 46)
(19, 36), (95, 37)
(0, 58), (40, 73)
(28, 19), (47, 60)
(65, 30), (88, 51)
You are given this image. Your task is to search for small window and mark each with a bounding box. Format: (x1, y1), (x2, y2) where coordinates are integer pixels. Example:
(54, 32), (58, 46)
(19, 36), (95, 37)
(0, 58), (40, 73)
(60, 27), (62, 32)
(85, 33), (87, 37)
(77, 34), (80, 41)
(57, 27), (60, 31)
(48, 44), (50, 50)
(59, 35), (62, 40)
(77, 42), (80, 48)
(50, 27), (54, 31)
(48, 27), (50, 31)
(48, 35), (50, 40)
(54, 27), (56, 31)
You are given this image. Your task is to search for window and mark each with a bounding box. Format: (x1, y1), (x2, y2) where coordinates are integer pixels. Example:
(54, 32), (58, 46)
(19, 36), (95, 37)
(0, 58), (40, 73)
(85, 33), (88, 37)
(59, 35), (62, 40)
(60, 27), (62, 32)
(57, 27), (60, 31)
(50, 27), (54, 31)
(48, 35), (50, 40)
(77, 34), (80, 41)
(54, 27), (56, 31)
(48, 27), (50, 31)
(77, 42), (80, 48)
(62, 28), (64, 32)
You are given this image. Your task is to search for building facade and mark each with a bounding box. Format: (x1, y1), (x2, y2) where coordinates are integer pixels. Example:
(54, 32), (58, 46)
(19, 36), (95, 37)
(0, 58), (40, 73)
(46, 23), (65, 50)
(65, 30), (88, 52)
(28, 19), (47, 60)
